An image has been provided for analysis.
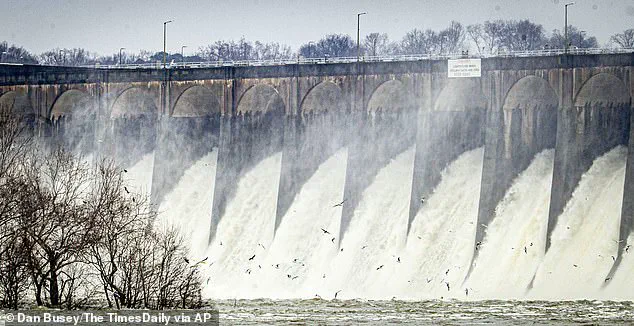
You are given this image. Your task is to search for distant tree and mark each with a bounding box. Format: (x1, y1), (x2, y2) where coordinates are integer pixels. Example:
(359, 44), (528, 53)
(399, 28), (438, 55)
(467, 20), (545, 54)
(0, 41), (38, 64)
(297, 42), (317, 58)
(39, 48), (96, 66)
(319, 34), (356, 57)
(298, 34), (355, 58)
(547, 26), (598, 49)
(363, 33), (390, 56)
(610, 29), (634, 48)
(437, 21), (467, 54)
(197, 37), (260, 61)
(498, 19), (546, 51)
(253, 41), (292, 60)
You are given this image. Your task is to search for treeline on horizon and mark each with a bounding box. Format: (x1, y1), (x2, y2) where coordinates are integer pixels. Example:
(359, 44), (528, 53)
(1, 19), (633, 66)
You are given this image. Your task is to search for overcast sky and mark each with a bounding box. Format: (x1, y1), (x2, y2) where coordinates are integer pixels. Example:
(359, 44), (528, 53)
(1, 0), (633, 55)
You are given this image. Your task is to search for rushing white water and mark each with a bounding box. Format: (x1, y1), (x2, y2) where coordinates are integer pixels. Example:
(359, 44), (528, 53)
(322, 147), (415, 299)
(188, 143), (629, 301)
(530, 146), (627, 299)
(156, 150), (218, 260)
(390, 147), (483, 300)
(226, 148), (349, 299)
(124, 152), (155, 194)
(465, 150), (554, 299)
(605, 232), (634, 300)
(203, 153), (283, 298)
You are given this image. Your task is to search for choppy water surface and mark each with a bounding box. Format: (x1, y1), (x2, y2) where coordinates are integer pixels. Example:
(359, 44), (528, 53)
(213, 299), (634, 325)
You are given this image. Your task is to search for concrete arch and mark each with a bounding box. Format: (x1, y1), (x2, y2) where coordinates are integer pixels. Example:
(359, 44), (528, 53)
(172, 86), (221, 117)
(574, 73), (630, 107)
(367, 79), (411, 112)
(0, 90), (33, 116)
(50, 89), (94, 120)
(503, 75), (558, 110)
(110, 87), (158, 119)
(236, 84), (285, 115)
(300, 81), (344, 115)
(434, 79), (486, 111)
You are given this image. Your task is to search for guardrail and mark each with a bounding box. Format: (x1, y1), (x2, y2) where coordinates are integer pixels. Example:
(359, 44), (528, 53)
(65, 47), (631, 69)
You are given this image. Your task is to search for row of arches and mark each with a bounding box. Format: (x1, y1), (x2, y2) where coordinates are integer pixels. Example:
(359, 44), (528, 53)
(0, 73), (629, 123)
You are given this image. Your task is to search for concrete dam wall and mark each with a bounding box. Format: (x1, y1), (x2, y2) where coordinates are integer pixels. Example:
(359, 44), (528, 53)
(1, 52), (633, 293)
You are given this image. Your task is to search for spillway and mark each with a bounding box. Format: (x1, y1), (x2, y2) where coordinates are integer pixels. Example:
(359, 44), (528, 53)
(529, 146), (627, 299)
(322, 147), (415, 299)
(202, 153), (282, 298)
(156, 150), (218, 260)
(465, 150), (554, 299)
(221, 148), (349, 299)
(392, 147), (483, 300)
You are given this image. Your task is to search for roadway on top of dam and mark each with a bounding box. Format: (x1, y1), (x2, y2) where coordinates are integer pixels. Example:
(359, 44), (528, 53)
(0, 47), (633, 86)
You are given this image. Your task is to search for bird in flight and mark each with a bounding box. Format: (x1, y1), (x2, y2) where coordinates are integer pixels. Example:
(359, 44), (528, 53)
(333, 199), (346, 207)
(248, 254), (256, 261)
(321, 228), (330, 234)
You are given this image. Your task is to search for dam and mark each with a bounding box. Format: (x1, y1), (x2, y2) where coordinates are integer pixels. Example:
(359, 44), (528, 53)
(1, 51), (633, 299)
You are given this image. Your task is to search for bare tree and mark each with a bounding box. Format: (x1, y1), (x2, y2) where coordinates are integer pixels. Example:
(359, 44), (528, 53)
(0, 41), (38, 64)
(363, 33), (390, 56)
(18, 147), (101, 307)
(610, 29), (634, 48)
(548, 26), (598, 49)
(438, 21), (466, 54)
(498, 19), (546, 51)
(399, 28), (438, 55)
(39, 48), (97, 66)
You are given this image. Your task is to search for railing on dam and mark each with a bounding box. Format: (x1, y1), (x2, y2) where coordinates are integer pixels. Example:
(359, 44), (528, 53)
(71, 47), (634, 70)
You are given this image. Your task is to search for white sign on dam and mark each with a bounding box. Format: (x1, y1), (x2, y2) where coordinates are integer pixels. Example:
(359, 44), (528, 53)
(448, 58), (482, 78)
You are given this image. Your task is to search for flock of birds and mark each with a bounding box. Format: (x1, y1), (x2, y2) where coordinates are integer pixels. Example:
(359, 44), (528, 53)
(174, 194), (632, 300)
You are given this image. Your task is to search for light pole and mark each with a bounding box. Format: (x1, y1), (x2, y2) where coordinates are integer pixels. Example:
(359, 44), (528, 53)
(308, 41), (315, 58)
(119, 47), (125, 65)
(564, 2), (575, 53)
(181, 45), (187, 64)
(163, 20), (173, 68)
(357, 12), (367, 62)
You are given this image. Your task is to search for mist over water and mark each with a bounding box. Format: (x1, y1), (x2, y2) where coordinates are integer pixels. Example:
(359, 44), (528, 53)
(124, 152), (155, 194)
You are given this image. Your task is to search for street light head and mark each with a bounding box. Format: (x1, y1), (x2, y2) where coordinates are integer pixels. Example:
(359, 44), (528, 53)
(565, 2), (575, 6)
(164, 20), (173, 24)
(358, 12), (367, 16)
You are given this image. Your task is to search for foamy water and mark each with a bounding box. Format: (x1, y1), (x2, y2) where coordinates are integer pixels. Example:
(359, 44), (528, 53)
(606, 232), (634, 299)
(124, 152), (155, 194)
(323, 147), (415, 299)
(465, 150), (554, 299)
(224, 148), (349, 299)
(156, 149), (218, 260)
(530, 146), (627, 299)
(393, 147), (484, 300)
(203, 153), (283, 298)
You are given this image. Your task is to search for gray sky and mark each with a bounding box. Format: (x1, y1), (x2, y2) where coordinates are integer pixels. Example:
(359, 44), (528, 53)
(1, 0), (633, 55)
